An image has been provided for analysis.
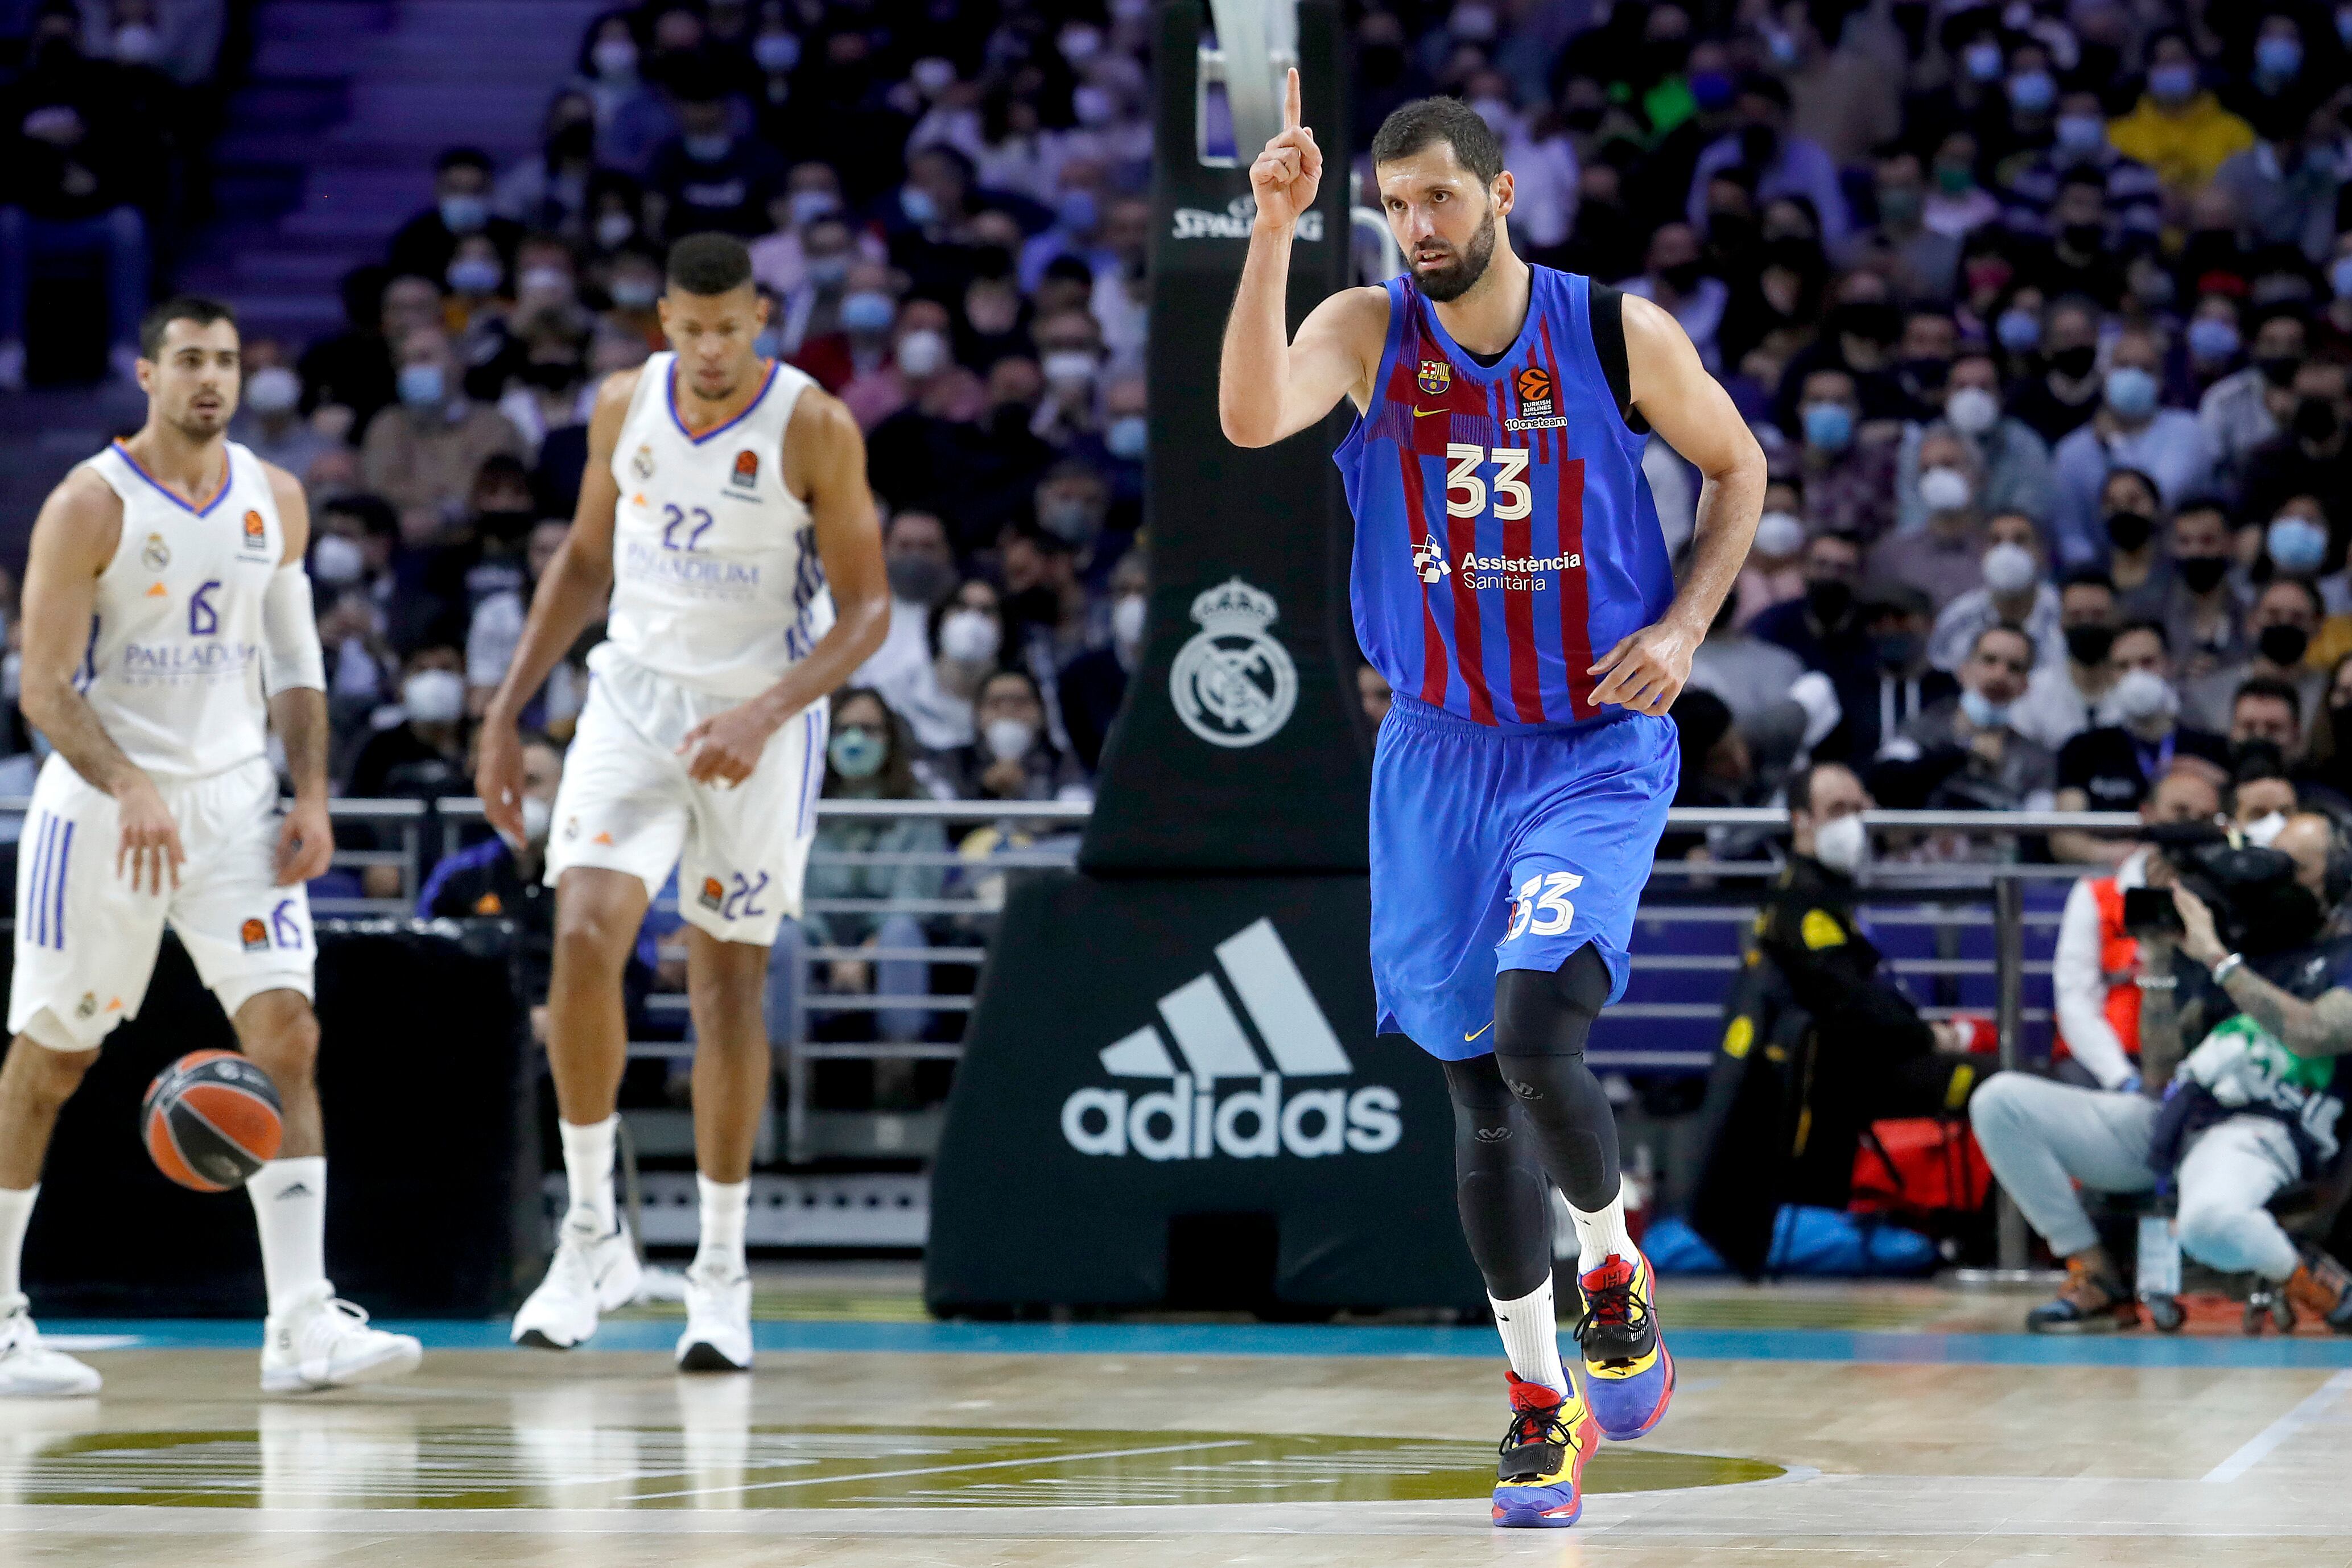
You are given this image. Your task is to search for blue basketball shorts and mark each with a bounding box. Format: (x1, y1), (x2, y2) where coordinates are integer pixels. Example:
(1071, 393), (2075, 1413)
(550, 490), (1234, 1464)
(1368, 696), (1678, 1061)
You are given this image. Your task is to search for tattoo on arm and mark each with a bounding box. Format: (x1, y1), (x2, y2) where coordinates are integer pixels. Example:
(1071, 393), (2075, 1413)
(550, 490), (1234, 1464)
(2138, 981), (2184, 1092)
(2217, 971), (2352, 1057)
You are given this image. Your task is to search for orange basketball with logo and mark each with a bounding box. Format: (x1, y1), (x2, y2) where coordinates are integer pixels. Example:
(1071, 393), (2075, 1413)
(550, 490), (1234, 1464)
(732, 449), (758, 485)
(1515, 365), (1553, 404)
(242, 509), (266, 544)
(142, 1050), (283, 1192)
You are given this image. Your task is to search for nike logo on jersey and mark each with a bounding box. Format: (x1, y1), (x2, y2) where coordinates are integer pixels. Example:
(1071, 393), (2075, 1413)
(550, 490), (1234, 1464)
(1466, 1020), (1494, 1042)
(1412, 407), (1446, 418)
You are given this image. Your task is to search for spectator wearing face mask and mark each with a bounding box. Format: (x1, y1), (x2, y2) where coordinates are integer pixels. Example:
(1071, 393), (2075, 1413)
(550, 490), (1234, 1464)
(348, 645), (469, 800)
(2012, 572), (2126, 752)
(2199, 308), (2305, 497)
(927, 579), (1005, 752)
(1058, 551), (1149, 773)
(2229, 758), (2300, 843)
(2227, 679), (2309, 783)
(387, 147), (522, 291)
(2157, 502), (2247, 679)
(1926, 511), (2064, 674)
(955, 668), (1088, 801)
(2049, 766), (2228, 1088)
(840, 292), (946, 432)
(359, 325), (524, 514)
(228, 341), (331, 480)
(2241, 360), (2352, 541)
(1684, 73), (1851, 247)
(1688, 581), (1807, 729)
(1620, 221), (1726, 370)
(1032, 460), (1121, 587)
(1872, 626), (2057, 840)
(1901, 353), (2052, 531)
(1787, 368), (1897, 541)
(2185, 577), (2326, 736)
(2005, 297), (2105, 445)
(1732, 480), (1808, 626)
(2049, 331), (2217, 568)
(1752, 533), (1879, 726)
(2091, 468), (2170, 622)
(1870, 424), (1984, 612)
(2049, 621), (2230, 863)
(2002, 88), (2165, 246)
(1850, 151), (1959, 308)
(645, 74), (786, 240)
(571, 15), (676, 178)
(852, 511), (973, 752)
(494, 90), (600, 234)
(465, 518), (570, 717)
(1834, 581), (1956, 763)
(2106, 31), (2256, 195)
(784, 690), (951, 1050)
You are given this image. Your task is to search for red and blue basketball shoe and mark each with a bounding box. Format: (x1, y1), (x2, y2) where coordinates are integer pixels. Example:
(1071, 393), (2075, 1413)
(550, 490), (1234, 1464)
(1491, 1371), (1600, 1528)
(1574, 1248), (1674, 1441)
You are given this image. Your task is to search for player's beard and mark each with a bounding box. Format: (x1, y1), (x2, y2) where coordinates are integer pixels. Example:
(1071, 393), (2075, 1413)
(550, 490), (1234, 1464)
(171, 396), (230, 443)
(1410, 204), (1497, 303)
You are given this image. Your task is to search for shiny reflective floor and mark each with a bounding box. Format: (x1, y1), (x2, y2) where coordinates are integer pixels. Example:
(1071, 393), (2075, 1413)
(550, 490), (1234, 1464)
(6, 1274), (2352, 1565)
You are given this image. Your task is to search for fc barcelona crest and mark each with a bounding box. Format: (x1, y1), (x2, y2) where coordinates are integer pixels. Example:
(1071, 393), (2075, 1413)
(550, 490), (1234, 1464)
(1417, 359), (1451, 397)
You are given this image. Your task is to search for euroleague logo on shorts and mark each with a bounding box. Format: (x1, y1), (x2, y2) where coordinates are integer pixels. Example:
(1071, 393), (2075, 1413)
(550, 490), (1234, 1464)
(1059, 921), (1401, 1162)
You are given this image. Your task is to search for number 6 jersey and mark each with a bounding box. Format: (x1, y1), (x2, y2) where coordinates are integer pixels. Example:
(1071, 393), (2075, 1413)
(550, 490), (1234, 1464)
(79, 439), (286, 781)
(604, 351), (833, 698)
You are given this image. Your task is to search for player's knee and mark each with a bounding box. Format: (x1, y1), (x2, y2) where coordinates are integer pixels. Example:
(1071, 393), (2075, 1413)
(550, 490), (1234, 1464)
(2174, 1197), (2252, 1265)
(1492, 947), (1608, 1061)
(553, 902), (630, 975)
(237, 993), (320, 1079)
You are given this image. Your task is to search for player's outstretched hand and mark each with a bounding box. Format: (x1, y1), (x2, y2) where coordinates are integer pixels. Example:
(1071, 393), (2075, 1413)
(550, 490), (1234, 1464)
(474, 720), (527, 843)
(1248, 67), (1322, 230)
(113, 773), (184, 896)
(679, 702), (779, 789)
(1588, 621), (1697, 717)
(274, 797), (334, 887)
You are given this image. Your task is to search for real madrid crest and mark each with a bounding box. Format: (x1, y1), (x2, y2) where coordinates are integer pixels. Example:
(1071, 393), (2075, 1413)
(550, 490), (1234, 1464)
(1167, 577), (1298, 749)
(632, 443), (656, 482)
(141, 533), (170, 571)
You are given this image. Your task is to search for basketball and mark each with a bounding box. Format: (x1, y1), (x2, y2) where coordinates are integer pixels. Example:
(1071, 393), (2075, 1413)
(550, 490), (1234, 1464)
(140, 1050), (283, 1193)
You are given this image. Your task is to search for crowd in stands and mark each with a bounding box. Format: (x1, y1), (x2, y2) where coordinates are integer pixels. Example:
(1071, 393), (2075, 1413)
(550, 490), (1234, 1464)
(0, 0), (232, 389)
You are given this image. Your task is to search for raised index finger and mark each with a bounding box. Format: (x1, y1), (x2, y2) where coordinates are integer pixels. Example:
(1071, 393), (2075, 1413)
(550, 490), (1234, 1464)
(1282, 66), (1301, 131)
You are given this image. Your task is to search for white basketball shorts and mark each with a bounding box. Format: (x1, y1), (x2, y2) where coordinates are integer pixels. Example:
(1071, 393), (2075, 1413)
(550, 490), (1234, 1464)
(544, 650), (825, 948)
(9, 753), (316, 1051)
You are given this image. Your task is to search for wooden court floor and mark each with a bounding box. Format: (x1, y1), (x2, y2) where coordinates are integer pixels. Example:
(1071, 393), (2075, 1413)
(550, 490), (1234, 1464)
(4, 1276), (2351, 1566)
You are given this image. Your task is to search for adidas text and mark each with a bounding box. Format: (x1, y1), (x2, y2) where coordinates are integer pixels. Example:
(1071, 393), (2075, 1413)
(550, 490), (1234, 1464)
(1058, 918), (1402, 1161)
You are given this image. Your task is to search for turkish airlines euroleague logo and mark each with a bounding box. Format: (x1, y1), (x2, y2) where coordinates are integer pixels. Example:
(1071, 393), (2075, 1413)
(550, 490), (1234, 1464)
(1507, 364), (1565, 431)
(728, 449), (758, 492)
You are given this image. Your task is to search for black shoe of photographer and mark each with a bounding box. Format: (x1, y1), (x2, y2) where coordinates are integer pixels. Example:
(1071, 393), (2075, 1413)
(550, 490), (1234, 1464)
(2025, 1255), (2132, 1334)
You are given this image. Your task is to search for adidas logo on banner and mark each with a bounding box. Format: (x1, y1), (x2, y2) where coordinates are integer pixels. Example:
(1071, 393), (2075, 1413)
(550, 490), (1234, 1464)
(1060, 919), (1401, 1161)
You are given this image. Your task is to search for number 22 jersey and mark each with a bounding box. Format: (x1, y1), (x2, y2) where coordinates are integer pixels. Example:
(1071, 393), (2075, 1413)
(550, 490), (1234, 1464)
(1334, 269), (1673, 732)
(603, 352), (833, 699)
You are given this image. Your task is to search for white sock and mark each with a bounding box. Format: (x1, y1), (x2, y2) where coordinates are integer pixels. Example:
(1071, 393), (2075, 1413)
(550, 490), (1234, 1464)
(1488, 1278), (1569, 1394)
(0, 1185), (36, 1302)
(560, 1116), (618, 1233)
(247, 1158), (328, 1317)
(694, 1174), (749, 1277)
(1569, 1186), (1635, 1274)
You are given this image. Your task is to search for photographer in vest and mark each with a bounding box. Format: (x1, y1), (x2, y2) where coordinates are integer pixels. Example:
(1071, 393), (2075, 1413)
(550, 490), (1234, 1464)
(2048, 765), (2225, 1091)
(1973, 811), (2352, 1331)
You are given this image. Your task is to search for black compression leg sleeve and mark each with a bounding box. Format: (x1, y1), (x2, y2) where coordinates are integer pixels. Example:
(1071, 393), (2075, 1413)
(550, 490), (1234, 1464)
(1439, 1054), (1554, 1301)
(1491, 944), (1622, 1212)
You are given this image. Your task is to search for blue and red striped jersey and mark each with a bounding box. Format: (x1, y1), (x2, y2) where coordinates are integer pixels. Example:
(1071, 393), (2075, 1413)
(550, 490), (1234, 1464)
(1335, 267), (1673, 731)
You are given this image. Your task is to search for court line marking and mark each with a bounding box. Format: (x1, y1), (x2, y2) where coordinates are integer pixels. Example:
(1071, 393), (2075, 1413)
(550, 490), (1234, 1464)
(625, 1437), (1255, 1501)
(2201, 1368), (2352, 1484)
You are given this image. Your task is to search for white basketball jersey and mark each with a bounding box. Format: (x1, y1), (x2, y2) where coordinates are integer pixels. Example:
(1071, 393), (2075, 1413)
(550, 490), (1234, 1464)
(602, 353), (833, 699)
(78, 440), (285, 781)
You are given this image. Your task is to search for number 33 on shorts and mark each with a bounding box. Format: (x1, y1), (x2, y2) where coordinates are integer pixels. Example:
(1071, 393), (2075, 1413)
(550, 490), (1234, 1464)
(1504, 871), (1582, 943)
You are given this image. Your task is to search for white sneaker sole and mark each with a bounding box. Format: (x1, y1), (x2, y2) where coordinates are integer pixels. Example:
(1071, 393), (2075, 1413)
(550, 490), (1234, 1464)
(261, 1336), (422, 1394)
(0, 1369), (102, 1398)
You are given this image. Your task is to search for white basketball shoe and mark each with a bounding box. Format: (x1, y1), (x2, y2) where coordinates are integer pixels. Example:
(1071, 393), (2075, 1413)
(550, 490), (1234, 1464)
(0, 1293), (101, 1397)
(259, 1282), (423, 1393)
(674, 1261), (753, 1372)
(512, 1214), (643, 1350)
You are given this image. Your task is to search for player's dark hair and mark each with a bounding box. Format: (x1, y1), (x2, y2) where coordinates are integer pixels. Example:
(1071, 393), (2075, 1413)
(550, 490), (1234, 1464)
(1369, 97), (1504, 184)
(1787, 761), (1860, 819)
(2058, 567), (2115, 595)
(139, 295), (237, 360)
(665, 232), (754, 296)
(2116, 616), (2170, 651)
(2266, 574), (2326, 620)
(1970, 622), (2036, 663)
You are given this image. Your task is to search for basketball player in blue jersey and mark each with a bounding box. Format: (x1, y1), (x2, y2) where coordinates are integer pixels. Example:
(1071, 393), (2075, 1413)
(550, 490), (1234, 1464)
(1222, 77), (1765, 1528)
